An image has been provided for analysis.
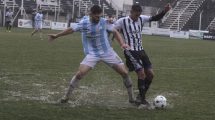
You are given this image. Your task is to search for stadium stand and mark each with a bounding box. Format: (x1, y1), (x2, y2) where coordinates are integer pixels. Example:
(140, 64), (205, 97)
(160, 0), (206, 30)
(15, 0), (37, 13)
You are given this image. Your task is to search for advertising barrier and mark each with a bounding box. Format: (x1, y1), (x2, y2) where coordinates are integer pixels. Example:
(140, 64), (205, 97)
(18, 19), (32, 28)
(189, 30), (208, 39)
(170, 31), (189, 39)
(203, 33), (215, 40)
(51, 22), (68, 30)
(18, 19), (51, 28)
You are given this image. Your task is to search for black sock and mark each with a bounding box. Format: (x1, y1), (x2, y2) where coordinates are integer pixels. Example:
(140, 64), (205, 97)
(138, 79), (146, 100)
(144, 78), (152, 92)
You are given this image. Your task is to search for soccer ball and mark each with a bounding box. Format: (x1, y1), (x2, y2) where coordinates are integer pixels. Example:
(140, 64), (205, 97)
(153, 95), (167, 108)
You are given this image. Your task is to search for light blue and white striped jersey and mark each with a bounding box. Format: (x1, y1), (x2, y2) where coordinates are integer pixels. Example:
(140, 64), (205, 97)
(34, 13), (43, 21)
(72, 17), (114, 56)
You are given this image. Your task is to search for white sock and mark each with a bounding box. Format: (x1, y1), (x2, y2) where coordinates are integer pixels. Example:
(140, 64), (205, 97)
(123, 76), (134, 102)
(63, 76), (80, 99)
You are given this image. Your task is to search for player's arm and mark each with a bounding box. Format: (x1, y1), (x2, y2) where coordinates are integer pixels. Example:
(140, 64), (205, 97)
(112, 28), (130, 49)
(48, 28), (74, 42)
(149, 3), (171, 21)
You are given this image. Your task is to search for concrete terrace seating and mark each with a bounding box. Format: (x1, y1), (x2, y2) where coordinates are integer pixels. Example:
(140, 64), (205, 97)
(160, 0), (206, 30)
(15, 0), (36, 12)
(208, 17), (215, 31)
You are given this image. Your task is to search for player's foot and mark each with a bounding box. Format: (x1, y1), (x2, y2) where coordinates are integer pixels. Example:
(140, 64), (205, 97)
(129, 99), (136, 105)
(134, 94), (150, 106)
(141, 99), (150, 106)
(135, 99), (150, 105)
(31, 32), (34, 36)
(60, 97), (69, 103)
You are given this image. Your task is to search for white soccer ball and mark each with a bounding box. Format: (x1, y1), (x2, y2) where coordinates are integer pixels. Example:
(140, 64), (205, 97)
(153, 95), (167, 108)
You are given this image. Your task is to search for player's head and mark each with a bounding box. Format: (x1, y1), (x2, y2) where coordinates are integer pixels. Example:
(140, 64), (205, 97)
(130, 4), (142, 21)
(38, 9), (42, 13)
(89, 5), (102, 23)
(7, 8), (11, 12)
(107, 15), (115, 24)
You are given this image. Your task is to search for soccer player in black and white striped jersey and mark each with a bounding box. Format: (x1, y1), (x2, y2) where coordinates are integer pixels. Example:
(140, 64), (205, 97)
(114, 4), (171, 106)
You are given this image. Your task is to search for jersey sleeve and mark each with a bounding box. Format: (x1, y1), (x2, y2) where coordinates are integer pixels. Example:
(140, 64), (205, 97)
(140, 15), (151, 22)
(71, 20), (83, 32)
(106, 22), (114, 32)
(114, 18), (123, 30)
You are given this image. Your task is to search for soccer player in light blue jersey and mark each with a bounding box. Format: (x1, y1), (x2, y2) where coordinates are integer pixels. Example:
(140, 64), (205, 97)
(48, 5), (135, 104)
(31, 9), (44, 40)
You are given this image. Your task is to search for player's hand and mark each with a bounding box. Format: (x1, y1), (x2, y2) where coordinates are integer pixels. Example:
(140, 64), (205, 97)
(121, 43), (130, 50)
(48, 34), (58, 42)
(164, 3), (171, 12)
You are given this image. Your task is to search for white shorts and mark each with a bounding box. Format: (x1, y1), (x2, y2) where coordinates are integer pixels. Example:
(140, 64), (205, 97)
(80, 50), (124, 68)
(35, 21), (42, 29)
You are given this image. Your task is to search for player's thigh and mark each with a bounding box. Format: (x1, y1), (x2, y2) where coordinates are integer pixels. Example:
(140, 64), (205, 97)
(76, 64), (92, 77)
(80, 54), (100, 68)
(102, 50), (123, 66)
(35, 22), (41, 29)
(102, 51), (127, 76)
(39, 22), (43, 29)
(144, 68), (154, 79)
(112, 64), (128, 77)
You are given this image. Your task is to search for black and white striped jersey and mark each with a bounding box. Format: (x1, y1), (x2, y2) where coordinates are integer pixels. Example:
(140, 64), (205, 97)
(114, 15), (151, 51)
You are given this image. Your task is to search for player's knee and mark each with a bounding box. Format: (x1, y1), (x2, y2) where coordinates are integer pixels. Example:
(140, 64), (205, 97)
(123, 77), (133, 88)
(69, 76), (80, 88)
(137, 70), (146, 80)
(121, 70), (129, 78)
(75, 71), (84, 80)
(146, 72), (154, 81)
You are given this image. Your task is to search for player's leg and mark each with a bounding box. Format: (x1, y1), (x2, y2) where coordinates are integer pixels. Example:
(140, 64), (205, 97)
(39, 22), (43, 40)
(60, 64), (92, 103)
(103, 50), (135, 103)
(136, 50), (154, 105)
(144, 68), (154, 93)
(112, 64), (135, 103)
(5, 21), (9, 32)
(124, 49), (150, 105)
(8, 21), (12, 32)
(60, 55), (98, 103)
(39, 29), (43, 40)
(31, 22), (38, 36)
(136, 69), (148, 105)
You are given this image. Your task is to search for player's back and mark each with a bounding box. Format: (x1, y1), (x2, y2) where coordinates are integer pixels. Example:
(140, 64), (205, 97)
(5, 11), (13, 21)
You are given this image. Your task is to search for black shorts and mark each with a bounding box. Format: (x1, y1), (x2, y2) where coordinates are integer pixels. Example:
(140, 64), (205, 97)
(124, 50), (152, 71)
(6, 21), (11, 26)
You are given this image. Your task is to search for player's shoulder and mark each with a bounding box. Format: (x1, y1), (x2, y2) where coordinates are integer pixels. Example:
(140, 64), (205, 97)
(140, 15), (151, 19)
(119, 16), (129, 21)
(77, 18), (90, 26)
(100, 18), (107, 22)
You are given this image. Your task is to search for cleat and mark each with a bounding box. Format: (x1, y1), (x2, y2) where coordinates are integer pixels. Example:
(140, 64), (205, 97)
(129, 99), (135, 103)
(141, 99), (150, 106)
(60, 98), (69, 103)
(129, 99), (136, 105)
(134, 94), (150, 106)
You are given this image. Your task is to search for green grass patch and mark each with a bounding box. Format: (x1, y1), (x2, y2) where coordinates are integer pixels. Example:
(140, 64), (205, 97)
(0, 28), (215, 120)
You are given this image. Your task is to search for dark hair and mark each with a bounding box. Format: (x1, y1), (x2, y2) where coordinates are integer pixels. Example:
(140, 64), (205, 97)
(90, 5), (102, 14)
(131, 4), (142, 12)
